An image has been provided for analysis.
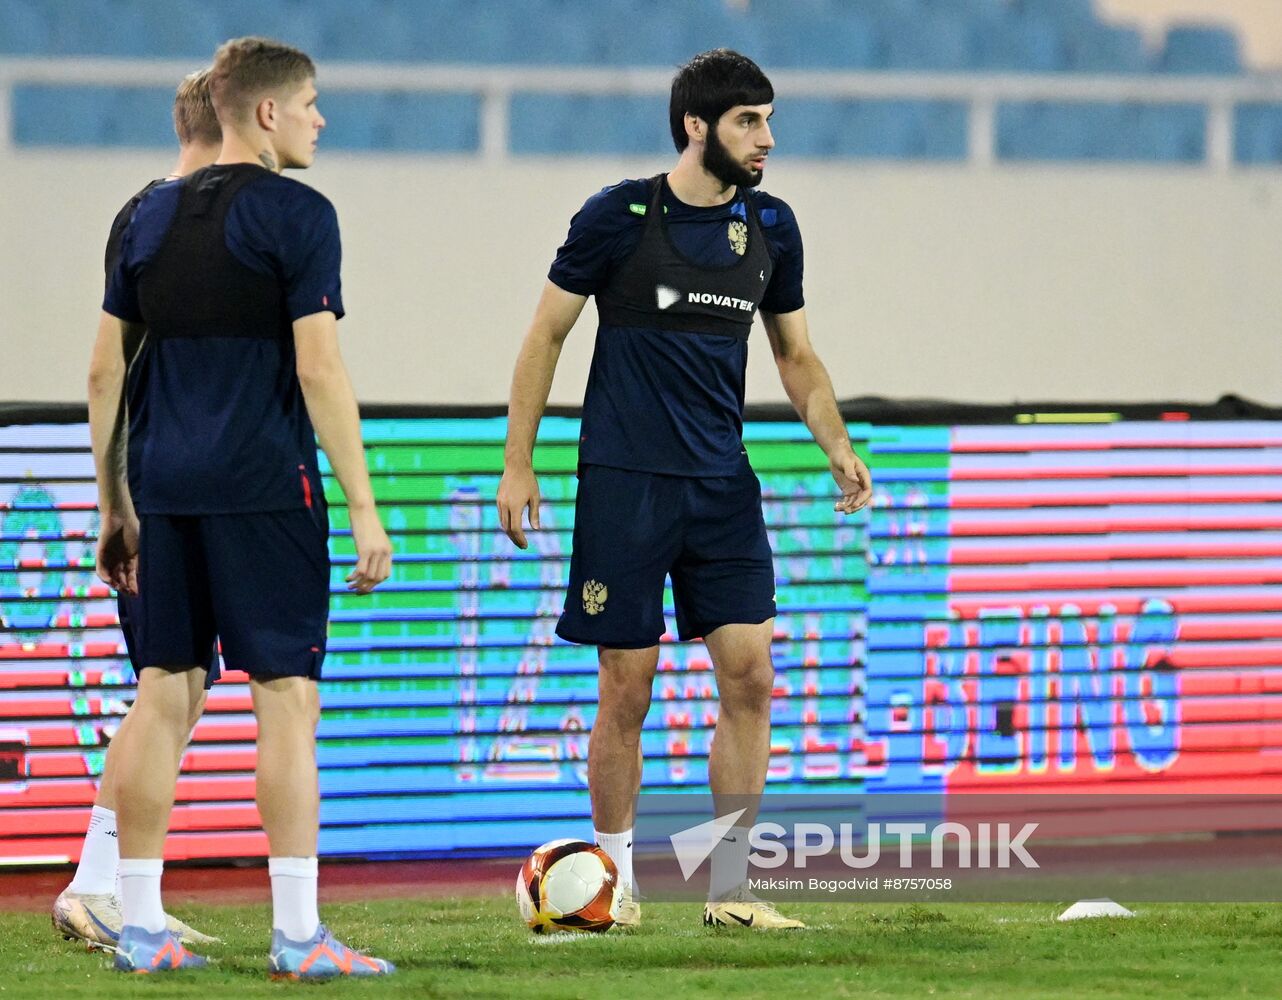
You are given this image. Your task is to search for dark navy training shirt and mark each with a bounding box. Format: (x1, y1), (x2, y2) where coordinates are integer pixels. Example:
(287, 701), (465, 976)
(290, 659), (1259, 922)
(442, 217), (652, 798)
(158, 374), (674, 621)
(103, 166), (343, 514)
(549, 177), (804, 477)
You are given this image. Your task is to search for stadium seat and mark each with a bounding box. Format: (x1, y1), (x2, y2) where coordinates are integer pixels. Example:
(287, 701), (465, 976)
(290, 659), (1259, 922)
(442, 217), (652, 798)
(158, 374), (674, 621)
(321, 91), (481, 152)
(128, 0), (223, 58)
(880, 11), (973, 71)
(509, 93), (670, 155)
(1017, 0), (1096, 28)
(1234, 104), (1282, 165)
(997, 100), (1205, 162)
(0, 0), (52, 54)
(1159, 24), (1242, 75)
(314, 0), (421, 62)
(46, 0), (151, 56)
(212, 0), (323, 57)
(780, 98), (965, 159)
(1064, 24), (1149, 74)
(13, 85), (172, 146)
(970, 15), (1070, 72)
(755, 9), (880, 70)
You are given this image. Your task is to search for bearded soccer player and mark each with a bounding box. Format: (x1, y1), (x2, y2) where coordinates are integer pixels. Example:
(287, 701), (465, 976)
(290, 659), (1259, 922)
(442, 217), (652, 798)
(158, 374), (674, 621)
(497, 49), (872, 930)
(88, 37), (394, 977)
(55, 68), (222, 952)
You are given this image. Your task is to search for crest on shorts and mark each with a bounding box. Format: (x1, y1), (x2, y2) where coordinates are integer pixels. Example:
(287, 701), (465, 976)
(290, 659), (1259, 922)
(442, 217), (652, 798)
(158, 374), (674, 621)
(727, 220), (748, 256)
(582, 579), (608, 616)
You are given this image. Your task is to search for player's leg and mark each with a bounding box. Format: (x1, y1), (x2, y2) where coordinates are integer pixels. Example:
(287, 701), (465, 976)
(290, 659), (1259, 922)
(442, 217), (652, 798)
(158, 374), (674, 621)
(589, 644), (659, 925)
(704, 621), (777, 897)
(205, 509), (393, 979)
(111, 665), (212, 970)
(672, 473), (803, 928)
(555, 466), (680, 927)
(55, 592), (218, 950)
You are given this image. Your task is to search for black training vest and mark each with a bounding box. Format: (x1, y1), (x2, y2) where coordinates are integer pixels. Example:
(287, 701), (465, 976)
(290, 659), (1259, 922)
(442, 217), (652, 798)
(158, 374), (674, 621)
(595, 174), (773, 339)
(138, 164), (291, 341)
(125, 164), (321, 515)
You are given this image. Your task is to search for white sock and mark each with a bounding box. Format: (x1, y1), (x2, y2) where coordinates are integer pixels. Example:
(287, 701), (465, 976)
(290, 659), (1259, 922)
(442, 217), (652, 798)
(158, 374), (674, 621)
(119, 858), (165, 933)
(68, 805), (119, 896)
(709, 825), (752, 902)
(269, 856), (320, 942)
(594, 828), (634, 894)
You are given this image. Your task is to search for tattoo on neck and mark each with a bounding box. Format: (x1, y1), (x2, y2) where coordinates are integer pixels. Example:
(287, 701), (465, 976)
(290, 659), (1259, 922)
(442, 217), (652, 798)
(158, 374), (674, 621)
(258, 151), (277, 172)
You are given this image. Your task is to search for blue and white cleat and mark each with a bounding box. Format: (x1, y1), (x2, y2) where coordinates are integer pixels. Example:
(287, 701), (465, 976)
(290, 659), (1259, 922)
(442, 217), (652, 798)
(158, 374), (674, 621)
(52, 890), (122, 951)
(268, 924), (395, 980)
(113, 924), (208, 973)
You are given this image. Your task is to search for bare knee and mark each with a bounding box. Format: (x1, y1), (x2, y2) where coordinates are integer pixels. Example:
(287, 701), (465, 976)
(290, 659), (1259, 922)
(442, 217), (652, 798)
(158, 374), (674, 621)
(596, 651), (656, 738)
(135, 667), (204, 737)
(185, 691), (209, 735)
(251, 677), (320, 736)
(717, 659), (775, 718)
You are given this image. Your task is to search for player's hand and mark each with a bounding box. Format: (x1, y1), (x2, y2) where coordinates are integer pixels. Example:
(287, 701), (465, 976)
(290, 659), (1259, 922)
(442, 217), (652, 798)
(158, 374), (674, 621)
(830, 448), (873, 515)
(497, 463), (540, 550)
(96, 508), (139, 595)
(348, 505), (392, 594)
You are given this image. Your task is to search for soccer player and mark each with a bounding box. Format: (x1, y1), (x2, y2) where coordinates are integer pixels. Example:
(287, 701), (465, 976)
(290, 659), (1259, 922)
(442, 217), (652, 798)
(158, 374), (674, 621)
(88, 37), (394, 977)
(54, 68), (222, 954)
(497, 49), (872, 930)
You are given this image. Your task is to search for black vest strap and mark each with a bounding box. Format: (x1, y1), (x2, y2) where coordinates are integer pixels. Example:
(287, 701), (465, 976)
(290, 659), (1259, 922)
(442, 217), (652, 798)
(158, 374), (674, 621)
(595, 174), (774, 341)
(138, 164), (290, 341)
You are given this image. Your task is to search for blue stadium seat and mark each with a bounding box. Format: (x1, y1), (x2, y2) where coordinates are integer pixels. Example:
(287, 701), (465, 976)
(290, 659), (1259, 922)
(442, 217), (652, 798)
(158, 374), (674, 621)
(1234, 104), (1282, 165)
(0, 0), (52, 54)
(770, 99), (839, 156)
(212, 0), (323, 56)
(997, 100), (1205, 162)
(13, 85), (172, 146)
(509, 93), (670, 155)
(970, 15), (1069, 72)
(320, 91), (480, 152)
(880, 11), (973, 71)
(593, 0), (703, 67)
(756, 10), (880, 70)
(1016, 0), (1096, 27)
(47, 0), (152, 56)
(1159, 24), (1242, 75)
(844, 0), (924, 22)
(126, 0), (223, 58)
(780, 98), (965, 159)
(492, 0), (601, 65)
(1065, 24), (1149, 73)
(314, 0), (420, 61)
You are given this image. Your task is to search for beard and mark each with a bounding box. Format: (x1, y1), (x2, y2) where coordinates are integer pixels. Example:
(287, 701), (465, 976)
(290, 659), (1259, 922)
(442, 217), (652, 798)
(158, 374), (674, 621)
(702, 123), (763, 189)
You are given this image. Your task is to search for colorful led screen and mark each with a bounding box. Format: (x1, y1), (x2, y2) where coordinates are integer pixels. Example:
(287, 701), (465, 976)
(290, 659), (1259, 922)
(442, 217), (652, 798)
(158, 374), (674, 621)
(1, 414), (1280, 864)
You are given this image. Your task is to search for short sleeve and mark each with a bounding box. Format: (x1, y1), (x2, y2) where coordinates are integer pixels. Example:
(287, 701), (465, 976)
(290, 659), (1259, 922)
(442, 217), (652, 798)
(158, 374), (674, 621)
(102, 217), (144, 322)
(282, 192), (344, 321)
(758, 196), (805, 315)
(547, 181), (644, 297)
(102, 181), (180, 324)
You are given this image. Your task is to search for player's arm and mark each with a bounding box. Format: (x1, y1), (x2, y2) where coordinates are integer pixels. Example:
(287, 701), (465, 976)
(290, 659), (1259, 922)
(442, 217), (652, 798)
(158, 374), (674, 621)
(762, 307), (872, 514)
(497, 281), (588, 549)
(88, 311), (140, 593)
(293, 311), (391, 593)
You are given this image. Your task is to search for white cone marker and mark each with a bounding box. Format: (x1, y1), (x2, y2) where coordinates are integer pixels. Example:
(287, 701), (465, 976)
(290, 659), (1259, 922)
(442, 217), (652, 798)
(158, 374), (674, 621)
(1057, 898), (1135, 921)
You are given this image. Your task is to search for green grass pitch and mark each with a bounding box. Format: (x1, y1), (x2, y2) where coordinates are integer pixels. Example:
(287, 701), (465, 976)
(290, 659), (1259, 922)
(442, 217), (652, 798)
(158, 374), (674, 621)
(2, 897), (1279, 998)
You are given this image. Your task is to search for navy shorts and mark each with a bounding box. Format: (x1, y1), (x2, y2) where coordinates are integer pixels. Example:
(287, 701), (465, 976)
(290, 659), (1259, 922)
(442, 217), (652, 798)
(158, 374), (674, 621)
(118, 592), (219, 688)
(556, 465), (776, 648)
(133, 508), (330, 678)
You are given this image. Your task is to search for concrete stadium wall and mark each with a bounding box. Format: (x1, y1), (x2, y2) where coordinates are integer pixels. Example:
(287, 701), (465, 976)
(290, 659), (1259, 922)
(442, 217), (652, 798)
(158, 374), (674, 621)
(3, 150), (1280, 408)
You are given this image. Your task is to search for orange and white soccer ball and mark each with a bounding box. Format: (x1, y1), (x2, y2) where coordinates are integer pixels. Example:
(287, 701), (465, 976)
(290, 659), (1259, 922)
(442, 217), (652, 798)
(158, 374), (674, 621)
(515, 839), (621, 934)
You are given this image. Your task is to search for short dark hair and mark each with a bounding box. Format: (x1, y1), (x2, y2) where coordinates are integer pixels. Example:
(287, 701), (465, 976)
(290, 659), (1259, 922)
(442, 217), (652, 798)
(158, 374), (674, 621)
(669, 49), (774, 152)
(173, 68), (220, 146)
(210, 36), (315, 126)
